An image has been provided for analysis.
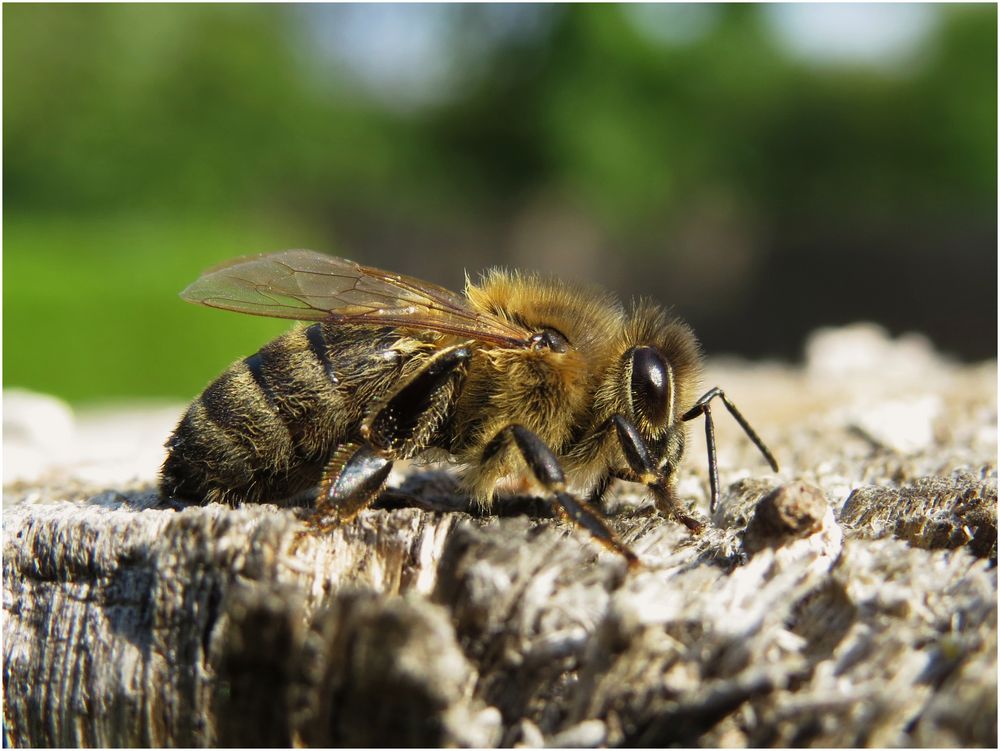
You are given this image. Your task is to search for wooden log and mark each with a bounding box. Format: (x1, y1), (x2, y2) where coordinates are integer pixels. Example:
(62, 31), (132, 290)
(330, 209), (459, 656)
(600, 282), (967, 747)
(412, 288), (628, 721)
(3, 326), (996, 747)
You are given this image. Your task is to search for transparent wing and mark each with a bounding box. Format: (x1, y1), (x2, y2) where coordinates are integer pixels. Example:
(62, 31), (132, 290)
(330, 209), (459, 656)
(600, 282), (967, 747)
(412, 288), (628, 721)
(180, 249), (532, 347)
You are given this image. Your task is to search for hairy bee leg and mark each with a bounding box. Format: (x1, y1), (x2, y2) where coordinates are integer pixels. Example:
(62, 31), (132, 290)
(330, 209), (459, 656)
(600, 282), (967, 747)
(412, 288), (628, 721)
(314, 443), (393, 526)
(597, 468), (701, 533)
(314, 344), (473, 527)
(648, 480), (704, 533)
(681, 387), (780, 513)
(586, 474), (613, 513)
(482, 424), (640, 568)
(363, 344), (473, 455)
(600, 415), (703, 533)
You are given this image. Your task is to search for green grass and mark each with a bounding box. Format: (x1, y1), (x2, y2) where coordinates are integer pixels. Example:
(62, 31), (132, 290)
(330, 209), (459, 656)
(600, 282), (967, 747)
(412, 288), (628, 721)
(3, 213), (333, 404)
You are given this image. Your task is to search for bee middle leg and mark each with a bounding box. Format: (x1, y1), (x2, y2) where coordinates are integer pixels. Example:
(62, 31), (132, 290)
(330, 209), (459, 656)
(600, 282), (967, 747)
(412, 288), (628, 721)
(481, 424), (640, 568)
(313, 344), (472, 527)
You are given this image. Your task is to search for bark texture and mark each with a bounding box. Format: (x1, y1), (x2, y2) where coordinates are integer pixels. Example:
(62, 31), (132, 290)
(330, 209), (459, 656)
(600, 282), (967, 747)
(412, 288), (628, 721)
(3, 325), (996, 747)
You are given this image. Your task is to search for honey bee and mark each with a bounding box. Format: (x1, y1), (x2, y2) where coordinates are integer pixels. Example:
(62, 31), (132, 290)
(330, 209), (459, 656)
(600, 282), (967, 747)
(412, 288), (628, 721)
(161, 250), (778, 566)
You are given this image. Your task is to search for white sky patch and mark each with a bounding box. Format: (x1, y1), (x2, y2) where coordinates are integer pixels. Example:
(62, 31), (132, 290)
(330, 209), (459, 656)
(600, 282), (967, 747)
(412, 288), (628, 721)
(302, 3), (458, 110)
(763, 3), (939, 70)
(300, 3), (551, 112)
(297, 4), (943, 111)
(623, 3), (721, 47)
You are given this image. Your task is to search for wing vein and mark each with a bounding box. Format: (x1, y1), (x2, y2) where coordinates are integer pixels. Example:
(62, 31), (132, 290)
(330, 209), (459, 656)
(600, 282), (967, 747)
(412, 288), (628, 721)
(181, 250), (532, 347)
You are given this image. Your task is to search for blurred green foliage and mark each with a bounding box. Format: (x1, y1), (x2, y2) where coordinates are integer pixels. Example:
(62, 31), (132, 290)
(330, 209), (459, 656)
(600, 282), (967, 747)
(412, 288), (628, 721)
(4, 3), (996, 403)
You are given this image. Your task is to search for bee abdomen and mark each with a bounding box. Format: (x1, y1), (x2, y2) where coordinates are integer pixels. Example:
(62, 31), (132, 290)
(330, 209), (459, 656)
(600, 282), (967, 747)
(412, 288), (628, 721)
(161, 326), (347, 504)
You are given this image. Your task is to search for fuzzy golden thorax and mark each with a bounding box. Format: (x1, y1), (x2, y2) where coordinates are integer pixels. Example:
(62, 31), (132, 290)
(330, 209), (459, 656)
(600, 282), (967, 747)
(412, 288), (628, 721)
(465, 268), (625, 357)
(454, 270), (626, 479)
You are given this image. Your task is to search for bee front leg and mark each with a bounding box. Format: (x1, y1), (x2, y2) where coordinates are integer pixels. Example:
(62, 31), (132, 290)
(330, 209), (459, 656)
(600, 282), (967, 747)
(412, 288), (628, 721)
(482, 424), (640, 568)
(599, 415), (703, 533)
(314, 344), (473, 527)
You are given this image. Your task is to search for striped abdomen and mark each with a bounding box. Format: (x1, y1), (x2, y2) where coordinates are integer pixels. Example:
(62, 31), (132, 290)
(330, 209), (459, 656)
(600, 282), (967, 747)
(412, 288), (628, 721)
(160, 323), (411, 506)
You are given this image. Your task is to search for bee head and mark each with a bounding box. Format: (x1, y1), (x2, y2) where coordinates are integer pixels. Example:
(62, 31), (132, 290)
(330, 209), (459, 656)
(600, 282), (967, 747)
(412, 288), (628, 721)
(596, 300), (702, 439)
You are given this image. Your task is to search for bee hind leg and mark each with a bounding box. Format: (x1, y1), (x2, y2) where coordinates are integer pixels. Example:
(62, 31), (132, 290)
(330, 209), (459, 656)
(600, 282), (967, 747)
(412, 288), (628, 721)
(313, 343), (473, 528)
(482, 424), (640, 568)
(313, 443), (394, 528)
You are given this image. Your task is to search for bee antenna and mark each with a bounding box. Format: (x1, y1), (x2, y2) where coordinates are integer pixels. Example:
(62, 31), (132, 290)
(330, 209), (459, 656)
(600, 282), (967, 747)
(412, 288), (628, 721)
(682, 387), (779, 513)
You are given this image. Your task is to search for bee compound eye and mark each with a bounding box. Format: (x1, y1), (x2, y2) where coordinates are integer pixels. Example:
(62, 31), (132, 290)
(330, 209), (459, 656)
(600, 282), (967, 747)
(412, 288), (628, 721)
(630, 346), (672, 427)
(530, 328), (569, 353)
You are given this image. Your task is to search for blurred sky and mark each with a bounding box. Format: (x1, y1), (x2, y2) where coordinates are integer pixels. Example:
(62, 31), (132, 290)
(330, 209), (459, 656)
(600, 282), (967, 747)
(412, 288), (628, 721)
(309, 3), (941, 107)
(3, 3), (996, 403)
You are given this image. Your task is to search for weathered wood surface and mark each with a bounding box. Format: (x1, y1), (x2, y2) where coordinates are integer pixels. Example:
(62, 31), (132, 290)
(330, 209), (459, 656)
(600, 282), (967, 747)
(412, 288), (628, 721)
(3, 325), (996, 747)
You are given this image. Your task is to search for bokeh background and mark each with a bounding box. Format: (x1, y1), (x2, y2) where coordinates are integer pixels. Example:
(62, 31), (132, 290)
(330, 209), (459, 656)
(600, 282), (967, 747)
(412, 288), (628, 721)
(4, 3), (996, 404)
